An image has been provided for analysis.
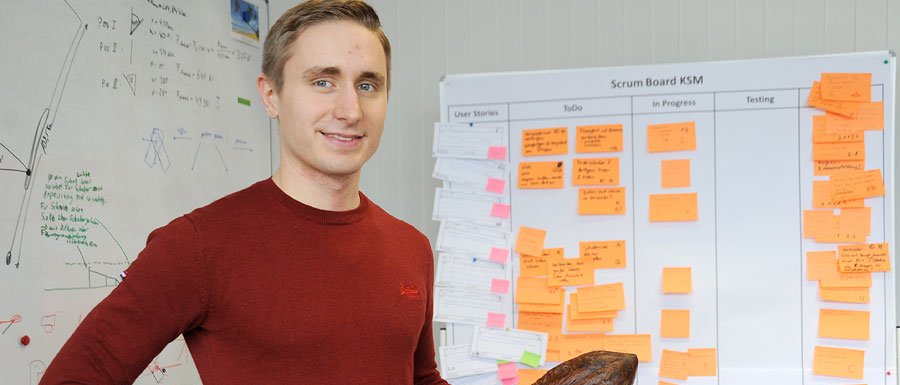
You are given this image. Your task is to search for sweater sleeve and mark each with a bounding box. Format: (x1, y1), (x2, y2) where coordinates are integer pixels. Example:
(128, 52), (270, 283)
(39, 216), (209, 385)
(413, 237), (450, 385)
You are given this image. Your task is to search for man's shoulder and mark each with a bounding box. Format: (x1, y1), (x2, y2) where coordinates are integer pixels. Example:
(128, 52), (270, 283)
(186, 178), (275, 224)
(364, 195), (430, 246)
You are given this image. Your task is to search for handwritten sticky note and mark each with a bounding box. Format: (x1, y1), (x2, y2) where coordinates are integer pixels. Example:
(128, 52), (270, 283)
(517, 311), (562, 334)
(806, 251), (840, 281)
(661, 159), (691, 188)
(830, 169), (884, 201)
(662, 267), (692, 294)
(515, 277), (565, 305)
(855, 101), (884, 130)
(518, 302), (564, 314)
(522, 127), (568, 156)
(490, 247), (510, 264)
(820, 286), (870, 304)
(813, 114), (863, 143)
(580, 240), (627, 269)
(558, 333), (605, 361)
(548, 256), (594, 287)
(819, 309), (870, 340)
(573, 158), (619, 186)
(825, 112), (870, 136)
(491, 278), (511, 294)
(517, 369), (548, 385)
(521, 351), (542, 368)
(812, 142), (865, 161)
(518, 161), (564, 189)
(576, 124), (623, 153)
(803, 210), (838, 240)
(812, 345), (864, 379)
(568, 293), (618, 320)
(577, 283), (626, 312)
(660, 309), (690, 338)
(515, 226), (546, 257)
(820, 73), (871, 102)
(819, 271), (872, 288)
(491, 203), (511, 218)
(566, 312), (614, 332)
(486, 312), (506, 328)
(812, 181), (864, 208)
(497, 362), (518, 379)
(578, 187), (626, 215)
(814, 160), (865, 176)
(647, 122), (696, 153)
(659, 349), (689, 380)
(486, 177), (506, 194)
(520, 248), (560, 277)
(808, 81), (860, 118)
(838, 243), (890, 272)
(649, 193), (698, 222)
(601, 334), (652, 362)
(687, 348), (717, 376)
(488, 146), (508, 160)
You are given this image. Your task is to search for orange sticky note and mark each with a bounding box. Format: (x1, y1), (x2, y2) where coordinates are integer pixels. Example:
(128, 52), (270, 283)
(576, 124), (623, 153)
(820, 73), (871, 102)
(812, 345), (864, 379)
(812, 114), (863, 143)
(580, 240), (627, 269)
(518, 161), (565, 189)
(825, 113), (870, 136)
(819, 308), (870, 340)
(659, 381), (678, 385)
(812, 142), (865, 161)
(855, 101), (884, 130)
(814, 160), (865, 176)
(687, 348), (717, 377)
(812, 181), (864, 208)
(518, 302), (565, 314)
(649, 193), (698, 222)
(803, 210), (838, 240)
(831, 169), (884, 201)
(838, 243), (891, 272)
(517, 369), (549, 385)
(806, 251), (840, 281)
(517, 311), (563, 334)
(548, 256), (594, 287)
(820, 286), (870, 304)
(809, 81), (860, 118)
(516, 226), (547, 257)
(660, 309), (690, 338)
(520, 253), (549, 277)
(661, 159), (691, 188)
(572, 158), (619, 186)
(603, 334), (652, 362)
(578, 187), (626, 215)
(659, 349), (689, 380)
(566, 311), (614, 332)
(577, 282), (626, 312)
(647, 122), (696, 153)
(522, 127), (568, 156)
(662, 267), (692, 294)
(819, 272), (872, 288)
(558, 333), (605, 361)
(568, 293), (618, 320)
(515, 277), (565, 305)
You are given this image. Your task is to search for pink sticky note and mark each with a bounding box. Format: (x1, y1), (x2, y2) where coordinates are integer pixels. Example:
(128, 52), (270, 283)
(486, 312), (506, 328)
(486, 177), (506, 194)
(489, 247), (509, 264)
(488, 146), (508, 160)
(491, 278), (510, 294)
(491, 203), (511, 218)
(497, 362), (518, 379)
(501, 378), (519, 385)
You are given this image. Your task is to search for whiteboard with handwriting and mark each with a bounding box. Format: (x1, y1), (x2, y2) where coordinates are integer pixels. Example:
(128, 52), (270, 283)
(439, 52), (895, 385)
(0, 1), (270, 384)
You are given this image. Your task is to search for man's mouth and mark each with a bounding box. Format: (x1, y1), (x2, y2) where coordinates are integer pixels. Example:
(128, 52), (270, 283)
(322, 132), (363, 141)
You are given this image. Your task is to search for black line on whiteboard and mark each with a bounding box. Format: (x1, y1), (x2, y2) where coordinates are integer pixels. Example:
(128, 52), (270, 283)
(629, 96), (637, 336)
(796, 88), (804, 385)
(880, 84), (887, 382)
(712, 92), (720, 385)
(0, 142), (27, 169)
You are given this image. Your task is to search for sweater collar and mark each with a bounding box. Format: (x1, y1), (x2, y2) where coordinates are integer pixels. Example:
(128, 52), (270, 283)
(262, 178), (369, 225)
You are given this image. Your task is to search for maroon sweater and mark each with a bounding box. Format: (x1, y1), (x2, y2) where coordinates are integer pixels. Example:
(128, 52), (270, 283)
(40, 179), (448, 385)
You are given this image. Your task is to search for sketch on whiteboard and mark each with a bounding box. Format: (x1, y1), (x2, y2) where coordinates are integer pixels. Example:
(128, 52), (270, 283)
(142, 338), (191, 384)
(192, 132), (229, 172)
(29, 360), (47, 385)
(1, 313), (22, 335)
(41, 313), (57, 333)
(2, 0), (87, 269)
(144, 128), (172, 171)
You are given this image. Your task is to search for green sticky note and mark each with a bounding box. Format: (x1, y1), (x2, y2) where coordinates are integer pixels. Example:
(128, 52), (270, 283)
(521, 350), (541, 368)
(237, 97), (251, 106)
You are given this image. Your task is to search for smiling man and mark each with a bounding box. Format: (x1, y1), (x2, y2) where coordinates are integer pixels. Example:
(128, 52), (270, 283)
(38, 1), (449, 384)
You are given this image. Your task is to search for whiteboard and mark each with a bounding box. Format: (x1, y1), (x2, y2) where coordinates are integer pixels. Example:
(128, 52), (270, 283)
(0, 1), (271, 384)
(439, 52), (895, 385)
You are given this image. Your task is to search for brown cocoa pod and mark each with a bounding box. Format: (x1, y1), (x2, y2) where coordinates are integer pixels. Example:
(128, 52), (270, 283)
(532, 350), (638, 385)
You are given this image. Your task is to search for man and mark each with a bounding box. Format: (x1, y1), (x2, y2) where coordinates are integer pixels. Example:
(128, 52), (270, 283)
(39, 1), (449, 384)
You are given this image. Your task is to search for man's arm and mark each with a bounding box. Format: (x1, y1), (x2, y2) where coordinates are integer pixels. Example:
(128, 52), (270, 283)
(39, 216), (209, 385)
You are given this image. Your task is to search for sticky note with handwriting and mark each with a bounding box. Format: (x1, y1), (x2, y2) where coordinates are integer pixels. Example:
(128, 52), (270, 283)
(830, 169), (884, 201)
(572, 157), (619, 186)
(518, 161), (565, 189)
(659, 349), (689, 380)
(577, 283), (626, 312)
(820, 73), (871, 102)
(812, 345), (864, 379)
(838, 242), (890, 272)
(808, 81), (860, 118)
(522, 127), (568, 156)
(580, 240), (626, 269)
(515, 226), (546, 257)
(818, 308), (870, 340)
(687, 348), (717, 377)
(647, 122), (696, 153)
(578, 187), (626, 215)
(812, 142), (865, 161)
(548, 256), (594, 287)
(576, 124), (623, 153)
(649, 193), (698, 222)
(661, 159), (691, 188)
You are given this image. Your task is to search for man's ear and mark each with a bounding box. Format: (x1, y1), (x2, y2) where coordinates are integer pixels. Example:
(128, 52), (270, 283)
(257, 73), (279, 119)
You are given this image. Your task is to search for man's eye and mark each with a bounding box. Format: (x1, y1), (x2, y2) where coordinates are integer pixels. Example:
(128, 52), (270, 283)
(358, 83), (376, 92)
(314, 80), (333, 88)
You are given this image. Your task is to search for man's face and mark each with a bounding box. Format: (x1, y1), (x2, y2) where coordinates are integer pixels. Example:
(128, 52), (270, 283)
(265, 20), (388, 179)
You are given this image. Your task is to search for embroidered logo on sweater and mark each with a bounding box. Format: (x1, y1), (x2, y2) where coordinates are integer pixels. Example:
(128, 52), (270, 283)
(399, 283), (420, 299)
